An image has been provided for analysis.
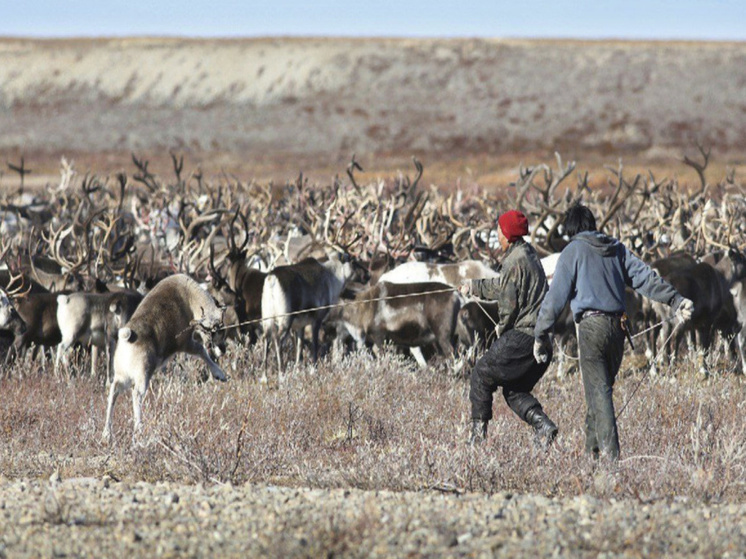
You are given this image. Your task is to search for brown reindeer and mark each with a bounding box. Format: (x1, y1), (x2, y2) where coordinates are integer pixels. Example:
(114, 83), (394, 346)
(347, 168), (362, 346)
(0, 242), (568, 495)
(336, 281), (462, 367)
(0, 288), (27, 364)
(5, 292), (67, 364)
(222, 210), (267, 344)
(650, 248), (746, 372)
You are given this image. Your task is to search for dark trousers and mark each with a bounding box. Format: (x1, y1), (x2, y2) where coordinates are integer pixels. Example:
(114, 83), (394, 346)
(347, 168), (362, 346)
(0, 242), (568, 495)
(470, 329), (552, 423)
(576, 314), (625, 461)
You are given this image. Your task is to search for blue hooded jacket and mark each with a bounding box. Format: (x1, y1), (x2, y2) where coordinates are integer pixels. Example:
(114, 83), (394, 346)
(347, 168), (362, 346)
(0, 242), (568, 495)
(534, 231), (683, 338)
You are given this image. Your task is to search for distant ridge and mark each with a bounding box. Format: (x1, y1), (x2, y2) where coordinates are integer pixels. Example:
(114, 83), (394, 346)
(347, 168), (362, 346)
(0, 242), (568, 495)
(2, 37), (745, 157)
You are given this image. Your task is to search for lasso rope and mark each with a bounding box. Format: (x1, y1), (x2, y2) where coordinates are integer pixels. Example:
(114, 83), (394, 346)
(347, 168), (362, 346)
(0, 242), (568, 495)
(556, 316), (676, 361)
(616, 317), (680, 419)
(216, 286), (459, 332)
(205, 282), (677, 419)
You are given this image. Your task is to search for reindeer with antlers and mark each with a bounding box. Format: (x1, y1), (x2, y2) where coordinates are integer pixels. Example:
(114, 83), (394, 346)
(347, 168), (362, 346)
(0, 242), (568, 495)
(0, 230), (84, 365)
(219, 208), (268, 344)
(260, 247), (354, 381)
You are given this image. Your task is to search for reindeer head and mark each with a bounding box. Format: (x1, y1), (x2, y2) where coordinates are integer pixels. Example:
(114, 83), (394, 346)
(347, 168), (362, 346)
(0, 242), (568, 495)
(325, 250), (355, 286)
(191, 306), (226, 358)
(727, 247), (746, 283)
(208, 243), (240, 304)
(0, 289), (26, 334)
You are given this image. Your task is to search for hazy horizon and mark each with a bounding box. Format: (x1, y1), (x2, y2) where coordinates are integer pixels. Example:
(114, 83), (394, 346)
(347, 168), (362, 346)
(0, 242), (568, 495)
(3, 1), (745, 42)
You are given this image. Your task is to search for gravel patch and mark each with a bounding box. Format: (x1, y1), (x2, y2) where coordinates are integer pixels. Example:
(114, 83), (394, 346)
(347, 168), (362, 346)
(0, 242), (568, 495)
(1, 476), (745, 558)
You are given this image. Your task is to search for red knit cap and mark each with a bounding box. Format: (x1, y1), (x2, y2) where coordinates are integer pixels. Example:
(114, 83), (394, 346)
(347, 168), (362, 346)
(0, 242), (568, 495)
(498, 210), (529, 242)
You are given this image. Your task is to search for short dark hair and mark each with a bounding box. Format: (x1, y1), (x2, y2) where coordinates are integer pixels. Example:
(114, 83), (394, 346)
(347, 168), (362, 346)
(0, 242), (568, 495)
(563, 203), (597, 237)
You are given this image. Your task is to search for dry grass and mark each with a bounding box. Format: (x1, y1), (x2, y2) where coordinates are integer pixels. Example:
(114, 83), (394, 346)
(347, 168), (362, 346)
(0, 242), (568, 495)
(2, 340), (744, 504)
(7, 147), (743, 196)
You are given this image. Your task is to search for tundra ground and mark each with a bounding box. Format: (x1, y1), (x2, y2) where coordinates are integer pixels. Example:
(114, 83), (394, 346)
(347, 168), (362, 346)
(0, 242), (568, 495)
(0, 342), (744, 556)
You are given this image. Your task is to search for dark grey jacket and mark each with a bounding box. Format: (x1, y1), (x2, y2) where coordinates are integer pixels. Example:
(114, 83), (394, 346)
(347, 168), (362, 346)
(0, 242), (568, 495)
(470, 239), (547, 337)
(535, 231), (683, 338)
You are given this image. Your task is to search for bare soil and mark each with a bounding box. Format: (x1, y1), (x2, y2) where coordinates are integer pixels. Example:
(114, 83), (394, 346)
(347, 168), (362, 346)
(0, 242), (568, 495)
(1, 37), (745, 190)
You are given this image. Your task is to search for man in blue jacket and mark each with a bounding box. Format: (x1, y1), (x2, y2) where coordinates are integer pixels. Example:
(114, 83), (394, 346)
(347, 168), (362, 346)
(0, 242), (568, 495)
(534, 203), (693, 461)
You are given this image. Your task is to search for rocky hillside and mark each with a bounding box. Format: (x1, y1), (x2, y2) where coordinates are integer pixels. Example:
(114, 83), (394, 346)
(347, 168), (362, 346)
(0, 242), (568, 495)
(1, 37), (745, 158)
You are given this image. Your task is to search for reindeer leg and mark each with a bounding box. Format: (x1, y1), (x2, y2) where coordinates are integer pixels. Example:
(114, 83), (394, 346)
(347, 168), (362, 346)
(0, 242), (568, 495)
(437, 337), (455, 362)
(653, 322), (670, 373)
(102, 380), (124, 443)
(699, 327), (712, 377)
(294, 330), (303, 366)
(130, 372), (153, 443)
(409, 347), (428, 368)
(668, 321), (688, 373)
(260, 331), (270, 384)
(311, 319), (322, 364)
(106, 339), (115, 386)
(90, 344), (99, 379)
(275, 333), (285, 382)
(131, 386), (145, 442)
(5, 339), (20, 368)
(54, 344), (64, 375)
(13, 338), (27, 365)
(644, 322), (658, 369)
(437, 336), (459, 373)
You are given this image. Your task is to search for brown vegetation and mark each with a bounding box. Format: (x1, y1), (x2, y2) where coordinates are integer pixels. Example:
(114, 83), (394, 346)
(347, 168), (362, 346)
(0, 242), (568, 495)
(0, 344), (744, 503)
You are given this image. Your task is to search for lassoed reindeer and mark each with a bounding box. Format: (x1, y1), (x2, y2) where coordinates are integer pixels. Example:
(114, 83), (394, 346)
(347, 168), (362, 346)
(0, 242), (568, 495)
(102, 274), (227, 442)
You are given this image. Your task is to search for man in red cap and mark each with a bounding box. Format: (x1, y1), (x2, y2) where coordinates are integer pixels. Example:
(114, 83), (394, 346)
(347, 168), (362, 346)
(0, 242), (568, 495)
(460, 210), (557, 446)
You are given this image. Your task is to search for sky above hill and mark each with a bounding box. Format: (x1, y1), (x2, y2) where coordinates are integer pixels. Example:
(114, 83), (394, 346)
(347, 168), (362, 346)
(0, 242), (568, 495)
(3, 0), (745, 41)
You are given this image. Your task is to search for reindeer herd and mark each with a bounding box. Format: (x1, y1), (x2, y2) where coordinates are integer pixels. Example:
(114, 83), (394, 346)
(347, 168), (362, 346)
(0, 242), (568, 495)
(1, 149), (745, 440)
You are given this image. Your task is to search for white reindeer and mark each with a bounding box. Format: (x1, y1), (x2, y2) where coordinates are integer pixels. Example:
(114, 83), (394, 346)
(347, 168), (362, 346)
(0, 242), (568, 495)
(261, 252), (353, 380)
(376, 259), (497, 364)
(377, 259), (499, 286)
(55, 290), (143, 380)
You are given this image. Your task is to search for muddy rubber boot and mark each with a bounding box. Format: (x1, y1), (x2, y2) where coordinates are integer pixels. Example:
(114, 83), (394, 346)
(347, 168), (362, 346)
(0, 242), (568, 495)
(469, 420), (488, 445)
(525, 407), (558, 449)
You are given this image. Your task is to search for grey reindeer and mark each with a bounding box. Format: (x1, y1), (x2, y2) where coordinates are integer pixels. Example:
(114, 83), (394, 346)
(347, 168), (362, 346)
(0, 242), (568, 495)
(102, 274), (227, 442)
